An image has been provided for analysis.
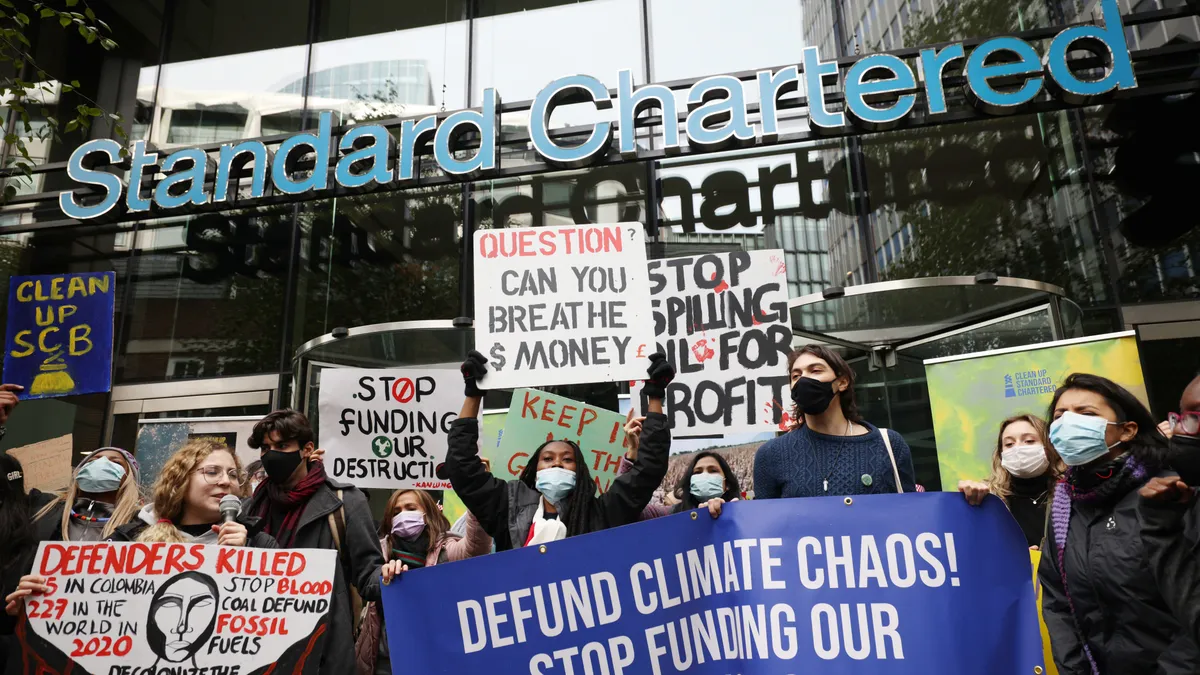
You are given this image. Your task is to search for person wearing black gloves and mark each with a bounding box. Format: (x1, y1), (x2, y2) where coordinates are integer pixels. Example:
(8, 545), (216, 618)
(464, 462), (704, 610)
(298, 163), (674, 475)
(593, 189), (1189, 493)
(447, 351), (674, 550)
(753, 345), (915, 498)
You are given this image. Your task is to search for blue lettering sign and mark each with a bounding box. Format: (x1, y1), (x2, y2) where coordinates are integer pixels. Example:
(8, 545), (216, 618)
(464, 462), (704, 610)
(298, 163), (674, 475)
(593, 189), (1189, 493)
(381, 495), (1043, 674)
(57, 0), (1136, 219)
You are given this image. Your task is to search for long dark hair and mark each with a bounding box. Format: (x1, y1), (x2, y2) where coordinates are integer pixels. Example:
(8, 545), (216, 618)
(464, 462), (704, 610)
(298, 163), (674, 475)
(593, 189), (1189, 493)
(788, 345), (862, 422)
(674, 451), (741, 511)
(1047, 373), (1167, 469)
(0, 452), (34, 571)
(518, 439), (596, 537)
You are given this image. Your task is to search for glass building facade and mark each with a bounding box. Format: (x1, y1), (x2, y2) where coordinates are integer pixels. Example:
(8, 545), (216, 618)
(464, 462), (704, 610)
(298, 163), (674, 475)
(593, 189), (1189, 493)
(0, 0), (1197, 491)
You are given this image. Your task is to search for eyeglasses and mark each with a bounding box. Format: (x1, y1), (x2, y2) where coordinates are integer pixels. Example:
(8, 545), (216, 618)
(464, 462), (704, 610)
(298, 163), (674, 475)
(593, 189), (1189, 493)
(196, 466), (247, 485)
(1169, 412), (1200, 436)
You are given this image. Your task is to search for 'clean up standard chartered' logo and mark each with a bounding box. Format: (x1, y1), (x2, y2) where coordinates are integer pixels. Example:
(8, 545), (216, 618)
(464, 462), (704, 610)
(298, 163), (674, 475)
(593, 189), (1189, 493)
(1004, 369), (1055, 398)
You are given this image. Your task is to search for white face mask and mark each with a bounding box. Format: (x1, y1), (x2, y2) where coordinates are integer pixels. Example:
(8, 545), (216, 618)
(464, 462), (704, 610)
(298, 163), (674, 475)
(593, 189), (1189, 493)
(1000, 444), (1050, 478)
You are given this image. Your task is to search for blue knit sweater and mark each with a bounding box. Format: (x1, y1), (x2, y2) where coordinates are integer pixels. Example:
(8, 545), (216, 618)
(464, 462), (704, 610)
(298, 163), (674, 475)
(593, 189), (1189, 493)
(753, 422), (917, 499)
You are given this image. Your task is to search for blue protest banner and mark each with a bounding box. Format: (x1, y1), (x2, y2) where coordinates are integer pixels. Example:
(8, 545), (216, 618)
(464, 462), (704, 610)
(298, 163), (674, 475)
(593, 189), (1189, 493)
(381, 493), (1043, 674)
(3, 272), (116, 400)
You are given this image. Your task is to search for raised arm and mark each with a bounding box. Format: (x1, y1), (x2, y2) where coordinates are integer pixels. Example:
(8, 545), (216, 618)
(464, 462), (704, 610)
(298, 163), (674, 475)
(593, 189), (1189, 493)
(597, 355), (674, 526)
(446, 351), (511, 543)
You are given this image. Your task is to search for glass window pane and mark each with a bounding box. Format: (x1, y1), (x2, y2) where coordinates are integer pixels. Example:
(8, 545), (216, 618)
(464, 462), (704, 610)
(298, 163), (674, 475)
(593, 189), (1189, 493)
(471, 164), (647, 231)
(154, 0), (311, 147)
(294, 188), (464, 345)
(122, 206), (293, 382)
(306, 18), (469, 125)
(650, 0), (805, 81)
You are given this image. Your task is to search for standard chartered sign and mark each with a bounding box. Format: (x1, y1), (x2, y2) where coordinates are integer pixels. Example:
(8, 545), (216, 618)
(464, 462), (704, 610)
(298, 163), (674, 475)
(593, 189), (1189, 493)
(60, 0), (1136, 220)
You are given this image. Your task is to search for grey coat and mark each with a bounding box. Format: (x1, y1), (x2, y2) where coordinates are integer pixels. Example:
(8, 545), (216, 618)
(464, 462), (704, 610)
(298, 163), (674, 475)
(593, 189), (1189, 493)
(243, 476), (385, 674)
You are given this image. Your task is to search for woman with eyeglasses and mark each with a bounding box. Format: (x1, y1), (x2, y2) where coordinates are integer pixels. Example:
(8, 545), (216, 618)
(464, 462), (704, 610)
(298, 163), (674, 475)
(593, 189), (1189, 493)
(7, 440), (273, 621)
(447, 351), (675, 550)
(108, 438), (275, 546)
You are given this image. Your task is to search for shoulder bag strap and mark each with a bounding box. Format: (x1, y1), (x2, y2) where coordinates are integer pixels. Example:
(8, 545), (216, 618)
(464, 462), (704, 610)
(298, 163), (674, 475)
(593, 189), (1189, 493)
(879, 428), (904, 494)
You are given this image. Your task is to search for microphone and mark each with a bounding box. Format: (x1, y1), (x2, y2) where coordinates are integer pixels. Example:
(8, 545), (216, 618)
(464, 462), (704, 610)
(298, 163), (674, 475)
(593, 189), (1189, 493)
(219, 494), (242, 525)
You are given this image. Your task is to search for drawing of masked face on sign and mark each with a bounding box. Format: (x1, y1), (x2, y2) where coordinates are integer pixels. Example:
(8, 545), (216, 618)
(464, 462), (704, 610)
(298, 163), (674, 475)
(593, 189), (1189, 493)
(147, 571), (219, 667)
(17, 542), (338, 675)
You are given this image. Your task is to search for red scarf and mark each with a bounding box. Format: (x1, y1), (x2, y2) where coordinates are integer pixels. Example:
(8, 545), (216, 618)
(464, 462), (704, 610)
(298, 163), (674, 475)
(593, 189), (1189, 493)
(255, 462), (326, 547)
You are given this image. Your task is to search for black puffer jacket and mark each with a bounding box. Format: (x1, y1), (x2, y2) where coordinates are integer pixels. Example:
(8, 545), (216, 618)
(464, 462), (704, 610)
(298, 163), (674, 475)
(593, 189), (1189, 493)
(1139, 490), (1200, 648)
(1039, 473), (1200, 674)
(446, 412), (670, 551)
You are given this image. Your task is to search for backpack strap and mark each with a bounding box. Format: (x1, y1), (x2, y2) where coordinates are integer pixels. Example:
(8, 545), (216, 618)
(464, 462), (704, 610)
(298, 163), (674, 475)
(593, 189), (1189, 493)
(327, 489), (364, 636)
(879, 428), (904, 494)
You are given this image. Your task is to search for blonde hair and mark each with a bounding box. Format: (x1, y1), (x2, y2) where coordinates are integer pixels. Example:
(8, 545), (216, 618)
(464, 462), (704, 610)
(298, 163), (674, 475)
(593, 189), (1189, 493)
(137, 440), (242, 544)
(987, 414), (1064, 503)
(33, 452), (142, 540)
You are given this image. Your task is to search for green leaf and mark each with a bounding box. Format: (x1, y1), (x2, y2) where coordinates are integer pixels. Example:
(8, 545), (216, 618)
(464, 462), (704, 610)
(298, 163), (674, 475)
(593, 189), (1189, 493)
(64, 119), (78, 132)
(14, 12), (28, 25)
(5, 184), (18, 200)
(0, 0), (14, 8)
(96, 19), (110, 31)
(87, 107), (101, 116)
(58, 15), (70, 26)
(15, 32), (29, 46)
(60, 83), (73, 92)
(3, 134), (15, 144)
(100, 38), (116, 50)
(70, 80), (80, 88)
(66, 0), (77, 6)
(39, 8), (54, 18)
(84, 8), (95, 20)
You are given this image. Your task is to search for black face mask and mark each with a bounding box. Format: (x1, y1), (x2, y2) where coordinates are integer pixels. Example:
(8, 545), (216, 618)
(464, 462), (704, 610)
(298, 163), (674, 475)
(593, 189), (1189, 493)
(261, 449), (304, 484)
(791, 377), (838, 415)
(1168, 435), (1200, 486)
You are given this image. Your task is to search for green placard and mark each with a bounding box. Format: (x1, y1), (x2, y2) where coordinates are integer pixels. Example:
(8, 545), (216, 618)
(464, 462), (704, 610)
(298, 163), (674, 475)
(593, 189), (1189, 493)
(486, 388), (627, 493)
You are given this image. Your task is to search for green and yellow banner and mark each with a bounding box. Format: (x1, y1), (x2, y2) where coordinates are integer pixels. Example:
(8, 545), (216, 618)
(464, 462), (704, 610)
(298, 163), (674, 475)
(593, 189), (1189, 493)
(925, 332), (1147, 488)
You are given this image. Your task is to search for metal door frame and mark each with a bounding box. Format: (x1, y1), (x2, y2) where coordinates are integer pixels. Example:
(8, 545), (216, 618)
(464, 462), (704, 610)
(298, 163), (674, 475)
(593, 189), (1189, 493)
(105, 373), (279, 445)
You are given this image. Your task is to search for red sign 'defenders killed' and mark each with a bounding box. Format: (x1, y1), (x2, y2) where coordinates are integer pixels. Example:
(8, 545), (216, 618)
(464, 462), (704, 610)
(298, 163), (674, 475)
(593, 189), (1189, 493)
(16, 541), (337, 675)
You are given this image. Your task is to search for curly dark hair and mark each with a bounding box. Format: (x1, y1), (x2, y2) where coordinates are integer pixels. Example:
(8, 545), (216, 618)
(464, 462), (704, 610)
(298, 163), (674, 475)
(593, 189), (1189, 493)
(673, 451), (741, 511)
(518, 439), (597, 537)
(1047, 372), (1168, 470)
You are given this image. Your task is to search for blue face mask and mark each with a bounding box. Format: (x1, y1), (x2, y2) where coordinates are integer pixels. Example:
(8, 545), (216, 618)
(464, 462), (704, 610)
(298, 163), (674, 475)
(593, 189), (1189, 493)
(1049, 411), (1122, 467)
(76, 457), (127, 493)
(535, 467), (576, 505)
(690, 473), (725, 501)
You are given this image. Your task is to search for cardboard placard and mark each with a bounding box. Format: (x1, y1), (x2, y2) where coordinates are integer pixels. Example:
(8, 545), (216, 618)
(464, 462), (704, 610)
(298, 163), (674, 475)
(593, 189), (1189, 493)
(317, 368), (460, 490)
(7, 433), (73, 492)
(19, 542), (337, 674)
(473, 223), (655, 389)
(634, 250), (793, 435)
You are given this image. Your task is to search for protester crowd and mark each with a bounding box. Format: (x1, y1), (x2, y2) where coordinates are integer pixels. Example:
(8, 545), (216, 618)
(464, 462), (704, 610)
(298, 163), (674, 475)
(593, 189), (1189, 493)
(3, 344), (1200, 675)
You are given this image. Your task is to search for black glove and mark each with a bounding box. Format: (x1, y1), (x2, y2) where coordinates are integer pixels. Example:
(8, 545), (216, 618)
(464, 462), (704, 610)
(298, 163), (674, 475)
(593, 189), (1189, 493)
(642, 353), (675, 400)
(461, 350), (488, 398)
